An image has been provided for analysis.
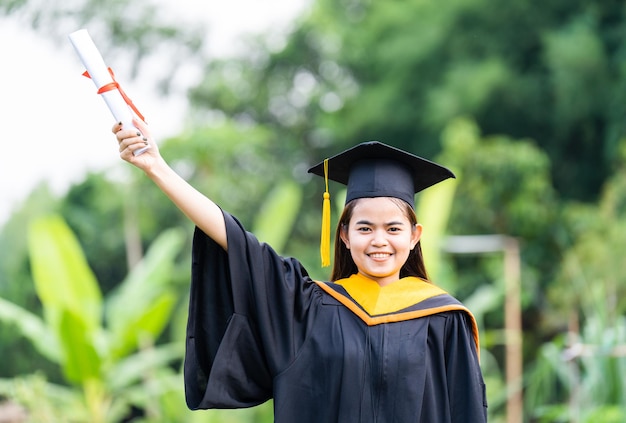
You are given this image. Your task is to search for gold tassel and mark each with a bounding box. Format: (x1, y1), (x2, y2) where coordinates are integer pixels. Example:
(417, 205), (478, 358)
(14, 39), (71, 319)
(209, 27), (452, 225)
(320, 158), (331, 267)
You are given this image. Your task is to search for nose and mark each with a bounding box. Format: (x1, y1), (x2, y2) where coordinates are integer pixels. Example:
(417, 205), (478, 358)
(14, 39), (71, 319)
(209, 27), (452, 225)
(371, 229), (388, 246)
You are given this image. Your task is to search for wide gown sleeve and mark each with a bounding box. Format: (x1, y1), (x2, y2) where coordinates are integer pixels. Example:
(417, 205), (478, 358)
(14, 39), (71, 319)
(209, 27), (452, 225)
(445, 312), (488, 422)
(184, 210), (318, 410)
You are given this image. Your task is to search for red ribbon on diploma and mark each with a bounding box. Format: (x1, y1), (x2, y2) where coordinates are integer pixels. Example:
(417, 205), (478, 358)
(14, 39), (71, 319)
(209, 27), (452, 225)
(83, 68), (146, 123)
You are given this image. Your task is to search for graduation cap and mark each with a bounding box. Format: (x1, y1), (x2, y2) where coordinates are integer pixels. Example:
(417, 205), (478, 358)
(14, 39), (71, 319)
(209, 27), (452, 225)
(308, 141), (455, 266)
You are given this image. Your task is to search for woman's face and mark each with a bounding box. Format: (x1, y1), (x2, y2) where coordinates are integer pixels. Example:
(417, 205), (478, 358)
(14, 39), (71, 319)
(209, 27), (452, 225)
(340, 197), (422, 286)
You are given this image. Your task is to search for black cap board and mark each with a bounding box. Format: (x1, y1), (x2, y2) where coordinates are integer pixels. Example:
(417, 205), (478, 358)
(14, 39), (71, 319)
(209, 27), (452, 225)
(307, 141), (455, 209)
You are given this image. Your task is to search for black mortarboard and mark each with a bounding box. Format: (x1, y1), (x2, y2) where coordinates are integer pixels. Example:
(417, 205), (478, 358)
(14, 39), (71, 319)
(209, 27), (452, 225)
(308, 141), (455, 209)
(307, 141), (455, 266)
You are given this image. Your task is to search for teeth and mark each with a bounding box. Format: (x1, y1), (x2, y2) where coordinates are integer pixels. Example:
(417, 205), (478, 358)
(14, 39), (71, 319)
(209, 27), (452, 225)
(369, 253), (390, 259)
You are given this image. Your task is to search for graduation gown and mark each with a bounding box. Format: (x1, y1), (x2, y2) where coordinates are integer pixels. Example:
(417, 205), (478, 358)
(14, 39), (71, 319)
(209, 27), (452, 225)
(184, 211), (487, 422)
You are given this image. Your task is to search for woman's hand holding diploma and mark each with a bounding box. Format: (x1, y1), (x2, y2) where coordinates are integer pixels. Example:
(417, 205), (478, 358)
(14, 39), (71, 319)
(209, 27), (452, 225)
(113, 119), (160, 172)
(112, 119), (228, 251)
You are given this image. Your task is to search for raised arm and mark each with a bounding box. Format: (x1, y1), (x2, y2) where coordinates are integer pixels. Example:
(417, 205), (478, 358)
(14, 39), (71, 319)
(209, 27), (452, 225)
(112, 119), (227, 250)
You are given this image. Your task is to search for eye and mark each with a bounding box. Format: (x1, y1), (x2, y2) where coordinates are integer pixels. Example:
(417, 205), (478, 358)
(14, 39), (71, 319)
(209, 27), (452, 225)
(356, 226), (371, 232)
(388, 226), (402, 233)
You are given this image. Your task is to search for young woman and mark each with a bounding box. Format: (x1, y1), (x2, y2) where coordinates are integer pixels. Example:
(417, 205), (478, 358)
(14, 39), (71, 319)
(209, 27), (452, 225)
(114, 120), (487, 422)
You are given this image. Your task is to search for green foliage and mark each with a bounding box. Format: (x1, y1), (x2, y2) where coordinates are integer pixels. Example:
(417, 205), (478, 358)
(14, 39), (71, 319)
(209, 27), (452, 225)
(0, 373), (89, 422)
(552, 157), (626, 318)
(416, 174), (457, 288)
(0, 215), (185, 421)
(526, 315), (626, 423)
(187, 0), (626, 203)
(440, 118), (557, 237)
(28, 216), (103, 342)
(5, 0), (626, 421)
(105, 228), (181, 359)
(253, 180), (304, 252)
(0, 296), (57, 361)
(527, 151), (626, 420)
(59, 173), (131, 294)
(0, 184), (66, 381)
(434, 118), (561, 317)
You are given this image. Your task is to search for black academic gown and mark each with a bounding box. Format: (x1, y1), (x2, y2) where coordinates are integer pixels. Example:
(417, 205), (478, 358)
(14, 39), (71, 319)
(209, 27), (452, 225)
(184, 211), (488, 422)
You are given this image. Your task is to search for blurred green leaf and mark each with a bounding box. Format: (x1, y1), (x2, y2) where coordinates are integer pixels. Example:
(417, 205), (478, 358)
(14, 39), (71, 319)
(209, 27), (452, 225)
(106, 228), (184, 358)
(107, 342), (183, 391)
(58, 308), (102, 383)
(253, 181), (303, 253)
(417, 178), (457, 288)
(0, 296), (59, 362)
(109, 291), (177, 360)
(27, 215), (102, 333)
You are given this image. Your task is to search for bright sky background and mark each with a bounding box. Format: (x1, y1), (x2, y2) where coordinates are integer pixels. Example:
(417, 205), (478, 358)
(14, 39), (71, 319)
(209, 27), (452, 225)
(0, 0), (308, 225)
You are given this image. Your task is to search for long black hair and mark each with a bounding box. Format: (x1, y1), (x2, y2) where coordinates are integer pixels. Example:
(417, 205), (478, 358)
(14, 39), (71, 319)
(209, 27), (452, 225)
(330, 197), (430, 282)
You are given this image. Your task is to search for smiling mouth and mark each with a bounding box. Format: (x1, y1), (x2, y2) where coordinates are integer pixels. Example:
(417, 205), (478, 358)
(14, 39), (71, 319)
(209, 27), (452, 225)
(368, 253), (392, 259)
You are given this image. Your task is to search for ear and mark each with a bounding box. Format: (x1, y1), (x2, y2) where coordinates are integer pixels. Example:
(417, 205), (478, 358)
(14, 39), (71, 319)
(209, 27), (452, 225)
(339, 224), (350, 249)
(411, 223), (423, 250)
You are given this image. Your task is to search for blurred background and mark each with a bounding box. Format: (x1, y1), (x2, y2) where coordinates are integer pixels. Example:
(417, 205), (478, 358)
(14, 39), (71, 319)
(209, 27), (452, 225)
(2, 0), (626, 422)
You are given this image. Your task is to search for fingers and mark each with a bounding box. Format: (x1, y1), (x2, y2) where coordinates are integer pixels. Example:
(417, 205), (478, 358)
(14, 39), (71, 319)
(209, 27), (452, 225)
(112, 120), (153, 140)
(118, 130), (149, 153)
(111, 121), (123, 134)
(112, 120), (157, 162)
(113, 119), (147, 143)
(132, 118), (150, 136)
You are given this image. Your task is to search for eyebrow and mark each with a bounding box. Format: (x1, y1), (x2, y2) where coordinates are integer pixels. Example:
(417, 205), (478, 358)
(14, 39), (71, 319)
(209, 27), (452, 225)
(354, 220), (406, 226)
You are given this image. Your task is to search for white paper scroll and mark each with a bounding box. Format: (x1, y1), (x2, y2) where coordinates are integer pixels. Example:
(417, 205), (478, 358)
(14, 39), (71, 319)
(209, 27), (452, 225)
(68, 29), (149, 156)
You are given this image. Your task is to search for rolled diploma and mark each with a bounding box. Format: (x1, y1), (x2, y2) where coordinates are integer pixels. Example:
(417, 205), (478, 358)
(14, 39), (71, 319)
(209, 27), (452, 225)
(68, 29), (149, 156)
